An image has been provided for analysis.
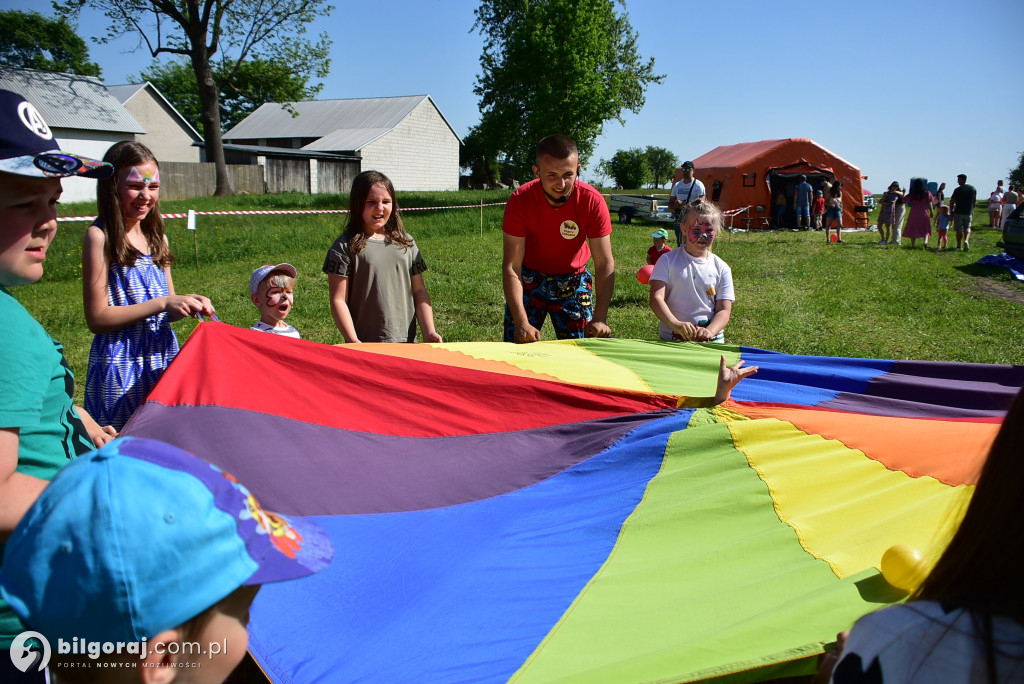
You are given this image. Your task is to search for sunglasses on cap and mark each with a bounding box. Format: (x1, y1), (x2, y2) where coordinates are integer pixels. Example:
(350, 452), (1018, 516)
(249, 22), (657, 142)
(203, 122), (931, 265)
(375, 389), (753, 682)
(33, 152), (108, 177)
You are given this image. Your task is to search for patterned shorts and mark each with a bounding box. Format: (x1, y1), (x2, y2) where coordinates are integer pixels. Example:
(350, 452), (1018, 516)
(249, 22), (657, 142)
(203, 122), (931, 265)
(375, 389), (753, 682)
(504, 266), (593, 341)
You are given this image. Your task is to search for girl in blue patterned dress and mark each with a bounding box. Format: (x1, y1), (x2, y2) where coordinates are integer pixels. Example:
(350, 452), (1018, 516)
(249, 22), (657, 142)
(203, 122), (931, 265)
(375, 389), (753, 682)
(83, 141), (214, 431)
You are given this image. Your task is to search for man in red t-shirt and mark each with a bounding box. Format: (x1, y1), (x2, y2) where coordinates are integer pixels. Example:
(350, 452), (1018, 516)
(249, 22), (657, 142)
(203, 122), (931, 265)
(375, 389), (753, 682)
(501, 135), (615, 343)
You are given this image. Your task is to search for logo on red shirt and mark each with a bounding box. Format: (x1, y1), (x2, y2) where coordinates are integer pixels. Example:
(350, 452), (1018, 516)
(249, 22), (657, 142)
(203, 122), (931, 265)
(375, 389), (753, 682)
(560, 220), (580, 239)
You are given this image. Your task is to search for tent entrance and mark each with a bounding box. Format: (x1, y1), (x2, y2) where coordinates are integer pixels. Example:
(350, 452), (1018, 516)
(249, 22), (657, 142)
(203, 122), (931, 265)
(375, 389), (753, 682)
(768, 171), (832, 228)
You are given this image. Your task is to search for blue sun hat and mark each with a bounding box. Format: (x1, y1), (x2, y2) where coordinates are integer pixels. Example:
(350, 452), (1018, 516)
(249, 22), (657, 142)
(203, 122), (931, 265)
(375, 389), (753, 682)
(0, 437), (333, 643)
(0, 89), (112, 179)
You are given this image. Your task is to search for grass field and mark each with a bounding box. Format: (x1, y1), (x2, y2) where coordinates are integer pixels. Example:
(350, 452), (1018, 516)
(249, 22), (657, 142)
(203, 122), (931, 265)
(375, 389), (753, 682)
(13, 189), (1024, 405)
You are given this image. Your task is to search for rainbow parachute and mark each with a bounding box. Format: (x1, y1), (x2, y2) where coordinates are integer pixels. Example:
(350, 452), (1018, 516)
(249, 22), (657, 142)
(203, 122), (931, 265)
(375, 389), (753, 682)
(125, 323), (1022, 683)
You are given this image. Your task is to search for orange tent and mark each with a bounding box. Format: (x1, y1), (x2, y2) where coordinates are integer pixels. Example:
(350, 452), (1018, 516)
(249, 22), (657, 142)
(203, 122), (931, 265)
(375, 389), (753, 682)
(673, 139), (865, 229)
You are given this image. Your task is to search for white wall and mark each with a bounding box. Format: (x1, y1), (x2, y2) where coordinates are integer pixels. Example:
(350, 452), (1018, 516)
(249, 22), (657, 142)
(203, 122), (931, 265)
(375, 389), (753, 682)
(52, 129), (132, 203)
(123, 90), (202, 163)
(360, 99), (460, 191)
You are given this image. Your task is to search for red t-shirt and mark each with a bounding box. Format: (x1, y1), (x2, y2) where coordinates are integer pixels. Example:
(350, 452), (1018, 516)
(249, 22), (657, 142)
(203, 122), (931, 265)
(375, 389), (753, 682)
(813, 197), (826, 214)
(647, 244), (672, 265)
(502, 179), (613, 275)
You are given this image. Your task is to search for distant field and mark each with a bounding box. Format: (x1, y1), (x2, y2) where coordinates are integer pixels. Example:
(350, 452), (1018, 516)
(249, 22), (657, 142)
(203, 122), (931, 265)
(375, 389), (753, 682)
(13, 189), (1023, 405)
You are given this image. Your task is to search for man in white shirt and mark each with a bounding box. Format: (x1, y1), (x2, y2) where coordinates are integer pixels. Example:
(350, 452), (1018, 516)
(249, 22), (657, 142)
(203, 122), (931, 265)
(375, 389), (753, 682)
(668, 161), (706, 247)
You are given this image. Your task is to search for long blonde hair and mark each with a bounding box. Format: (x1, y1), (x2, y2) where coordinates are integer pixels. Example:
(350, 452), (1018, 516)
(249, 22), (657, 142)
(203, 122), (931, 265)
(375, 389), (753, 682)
(681, 200), (723, 252)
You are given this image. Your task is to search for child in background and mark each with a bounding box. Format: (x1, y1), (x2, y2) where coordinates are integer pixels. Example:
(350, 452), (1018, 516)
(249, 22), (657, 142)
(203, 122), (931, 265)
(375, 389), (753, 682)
(0, 89), (116, 682)
(988, 188), (1004, 228)
(250, 263), (300, 338)
(0, 436), (333, 683)
(324, 170), (443, 343)
(649, 201), (734, 344)
(824, 181), (844, 243)
(647, 228), (672, 265)
(773, 192), (787, 227)
(934, 205), (951, 250)
(82, 141), (215, 431)
(812, 190), (825, 230)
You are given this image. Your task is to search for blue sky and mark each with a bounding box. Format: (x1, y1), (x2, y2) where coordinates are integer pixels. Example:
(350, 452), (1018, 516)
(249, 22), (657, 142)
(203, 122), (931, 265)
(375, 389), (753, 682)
(9, 0), (1024, 192)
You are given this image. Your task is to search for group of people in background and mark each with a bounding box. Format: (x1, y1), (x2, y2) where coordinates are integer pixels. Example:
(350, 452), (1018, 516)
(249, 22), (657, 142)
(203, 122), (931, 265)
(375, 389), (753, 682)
(877, 175), (987, 251)
(767, 170), (1014, 254)
(989, 180), (1020, 231)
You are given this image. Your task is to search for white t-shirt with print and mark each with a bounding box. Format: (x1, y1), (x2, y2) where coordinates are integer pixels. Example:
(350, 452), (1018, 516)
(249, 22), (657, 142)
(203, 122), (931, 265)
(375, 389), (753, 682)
(670, 178), (706, 204)
(650, 248), (734, 340)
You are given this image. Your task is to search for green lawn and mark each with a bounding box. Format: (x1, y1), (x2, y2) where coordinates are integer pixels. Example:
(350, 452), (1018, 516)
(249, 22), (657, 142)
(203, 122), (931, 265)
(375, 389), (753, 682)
(13, 190), (1024, 405)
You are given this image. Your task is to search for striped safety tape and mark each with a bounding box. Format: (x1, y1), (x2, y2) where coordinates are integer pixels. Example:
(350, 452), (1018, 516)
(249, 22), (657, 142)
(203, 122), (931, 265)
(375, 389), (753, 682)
(57, 201), (510, 223)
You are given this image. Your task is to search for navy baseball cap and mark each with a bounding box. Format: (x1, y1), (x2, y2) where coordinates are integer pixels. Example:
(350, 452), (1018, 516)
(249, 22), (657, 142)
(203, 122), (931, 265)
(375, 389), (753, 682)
(0, 437), (333, 643)
(0, 89), (112, 179)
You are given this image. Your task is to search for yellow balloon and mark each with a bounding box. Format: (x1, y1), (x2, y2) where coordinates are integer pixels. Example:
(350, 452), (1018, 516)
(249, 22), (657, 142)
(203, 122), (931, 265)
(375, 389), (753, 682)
(880, 545), (927, 593)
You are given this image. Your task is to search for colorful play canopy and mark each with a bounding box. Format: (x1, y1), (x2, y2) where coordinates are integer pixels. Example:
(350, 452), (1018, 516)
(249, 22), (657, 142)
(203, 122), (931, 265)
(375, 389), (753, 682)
(125, 323), (1022, 683)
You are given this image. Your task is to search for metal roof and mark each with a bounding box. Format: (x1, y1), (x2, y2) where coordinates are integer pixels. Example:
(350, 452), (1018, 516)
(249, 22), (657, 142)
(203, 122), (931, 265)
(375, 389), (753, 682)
(223, 95), (460, 149)
(105, 83), (147, 102)
(0, 67), (145, 134)
(207, 142), (360, 161)
(302, 127), (392, 152)
(106, 81), (203, 141)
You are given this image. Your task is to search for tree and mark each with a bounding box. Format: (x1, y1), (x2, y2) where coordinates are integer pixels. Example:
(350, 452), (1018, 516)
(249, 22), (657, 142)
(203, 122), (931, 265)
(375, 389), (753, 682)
(598, 148), (649, 189)
(1009, 150), (1024, 191)
(460, 127), (501, 189)
(472, 0), (663, 180)
(60, 0), (332, 196)
(644, 146), (676, 189)
(0, 10), (101, 76)
(141, 55), (326, 136)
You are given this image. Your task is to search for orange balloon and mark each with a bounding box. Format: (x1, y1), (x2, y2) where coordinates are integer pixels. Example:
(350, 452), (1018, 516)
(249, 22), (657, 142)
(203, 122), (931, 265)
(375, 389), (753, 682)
(880, 545), (927, 593)
(637, 265), (654, 285)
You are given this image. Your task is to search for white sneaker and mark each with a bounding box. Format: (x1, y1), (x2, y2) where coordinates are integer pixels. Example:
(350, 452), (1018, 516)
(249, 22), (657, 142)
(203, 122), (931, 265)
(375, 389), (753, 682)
(876, 240), (887, 245)
(963, 240), (969, 251)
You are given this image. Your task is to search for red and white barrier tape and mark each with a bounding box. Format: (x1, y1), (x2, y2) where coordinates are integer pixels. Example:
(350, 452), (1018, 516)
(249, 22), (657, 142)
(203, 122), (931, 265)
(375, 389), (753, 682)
(57, 201), (509, 223)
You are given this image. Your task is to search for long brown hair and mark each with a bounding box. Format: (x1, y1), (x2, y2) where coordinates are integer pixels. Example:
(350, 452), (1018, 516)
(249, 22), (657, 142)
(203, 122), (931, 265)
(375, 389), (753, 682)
(344, 170), (413, 255)
(95, 141), (174, 268)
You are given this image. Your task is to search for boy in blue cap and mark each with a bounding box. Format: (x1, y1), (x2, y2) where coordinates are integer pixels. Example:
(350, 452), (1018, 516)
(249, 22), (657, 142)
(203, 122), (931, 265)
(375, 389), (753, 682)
(0, 88), (118, 680)
(0, 436), (333, 683)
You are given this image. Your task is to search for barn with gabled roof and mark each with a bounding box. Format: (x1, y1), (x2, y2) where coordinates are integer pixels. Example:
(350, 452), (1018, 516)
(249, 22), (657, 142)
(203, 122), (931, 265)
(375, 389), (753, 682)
(223, 95), (461, 191)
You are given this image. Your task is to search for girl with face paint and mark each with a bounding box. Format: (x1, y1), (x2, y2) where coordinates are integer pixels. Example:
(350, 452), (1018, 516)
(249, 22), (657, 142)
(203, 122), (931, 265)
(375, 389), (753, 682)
(82, 141), (215, 431)
(648, 201), (735, 344)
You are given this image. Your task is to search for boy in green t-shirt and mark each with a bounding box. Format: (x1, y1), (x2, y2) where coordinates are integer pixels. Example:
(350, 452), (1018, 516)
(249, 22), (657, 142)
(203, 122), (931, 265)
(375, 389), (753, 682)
(0, 89), (116, 677)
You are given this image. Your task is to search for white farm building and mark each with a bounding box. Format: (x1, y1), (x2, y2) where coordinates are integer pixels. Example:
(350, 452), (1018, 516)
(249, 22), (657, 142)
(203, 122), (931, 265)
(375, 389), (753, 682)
(223, 95), (461, 191)
(0, 68), (144, 203)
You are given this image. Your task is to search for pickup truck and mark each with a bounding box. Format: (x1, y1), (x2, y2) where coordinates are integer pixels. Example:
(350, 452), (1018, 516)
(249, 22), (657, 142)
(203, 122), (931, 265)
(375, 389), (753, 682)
(608, 194), (675, 224)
